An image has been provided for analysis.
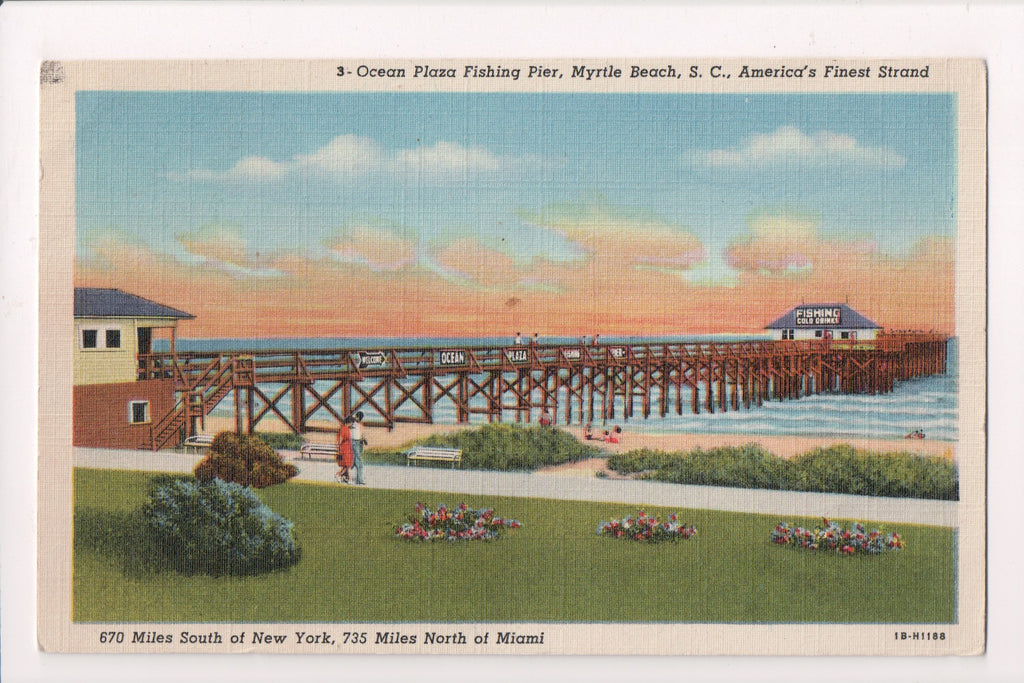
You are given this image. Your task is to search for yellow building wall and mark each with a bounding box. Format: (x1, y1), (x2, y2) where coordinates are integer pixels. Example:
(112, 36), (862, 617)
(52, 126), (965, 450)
(73, 316), (177, 386)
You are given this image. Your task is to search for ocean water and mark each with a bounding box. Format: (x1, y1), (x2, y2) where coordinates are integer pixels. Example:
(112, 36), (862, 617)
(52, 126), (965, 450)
(163, 335), (958, 442)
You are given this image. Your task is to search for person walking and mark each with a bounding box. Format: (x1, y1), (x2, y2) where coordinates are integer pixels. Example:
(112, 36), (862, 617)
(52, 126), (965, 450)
(335, 418), (355, 483)
(351, 411), (367, 485)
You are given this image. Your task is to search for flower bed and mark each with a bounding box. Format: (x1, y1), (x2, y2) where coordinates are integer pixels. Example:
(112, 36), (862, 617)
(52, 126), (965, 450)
(596, 511), (697, 543)
(770, 518), (905, 555)
(395, 503), (522, 542)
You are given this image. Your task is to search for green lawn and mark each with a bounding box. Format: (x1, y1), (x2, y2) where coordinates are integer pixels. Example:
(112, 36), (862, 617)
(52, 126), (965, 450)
(73, 468), (956, 624)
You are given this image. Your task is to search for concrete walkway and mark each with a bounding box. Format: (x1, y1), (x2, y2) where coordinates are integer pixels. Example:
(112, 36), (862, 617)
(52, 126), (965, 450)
(73, 447), (958, 527)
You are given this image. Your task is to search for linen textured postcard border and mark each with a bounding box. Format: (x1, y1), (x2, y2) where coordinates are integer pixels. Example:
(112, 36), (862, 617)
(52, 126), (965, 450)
(39, 58), (986, 654)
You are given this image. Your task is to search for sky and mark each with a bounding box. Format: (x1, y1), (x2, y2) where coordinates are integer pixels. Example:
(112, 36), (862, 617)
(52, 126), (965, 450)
(74, 91), (957, 338)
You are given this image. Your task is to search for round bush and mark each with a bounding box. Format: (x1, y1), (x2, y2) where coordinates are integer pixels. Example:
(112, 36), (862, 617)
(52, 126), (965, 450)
(194, 432), (298, 488)
(142, 477), (300, 576)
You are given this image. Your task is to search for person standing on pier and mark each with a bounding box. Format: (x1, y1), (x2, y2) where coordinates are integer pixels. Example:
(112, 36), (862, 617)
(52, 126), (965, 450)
(351, 411), (367, 485)
(514, 332), (523, 345)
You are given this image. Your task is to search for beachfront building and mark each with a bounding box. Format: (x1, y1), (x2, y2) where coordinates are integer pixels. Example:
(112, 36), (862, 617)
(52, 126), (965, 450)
(766, 303), (880, 342)
(73, 287), (193, 449)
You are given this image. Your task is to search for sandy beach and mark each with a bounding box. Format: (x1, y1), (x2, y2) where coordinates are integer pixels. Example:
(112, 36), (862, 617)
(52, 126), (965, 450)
(203, 415), (955, 462)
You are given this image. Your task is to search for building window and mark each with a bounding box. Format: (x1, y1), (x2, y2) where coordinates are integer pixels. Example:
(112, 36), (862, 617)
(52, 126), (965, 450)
(80, 325), (123, 350)
(814, 330), (823, 338)
(783, 329), (795, 340)
(840, 331), (850, 340)
(129, 400), (151, 424)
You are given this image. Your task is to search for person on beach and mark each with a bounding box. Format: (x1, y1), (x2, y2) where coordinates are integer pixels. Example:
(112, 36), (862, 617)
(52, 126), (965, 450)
(600, 429), (610, 442)
(335, 417), (355, 483)
(538, 408), (553, 427)
(351, 411), (367, 485)
(583, 422), (594, 440)
(605, 426), (621, 444)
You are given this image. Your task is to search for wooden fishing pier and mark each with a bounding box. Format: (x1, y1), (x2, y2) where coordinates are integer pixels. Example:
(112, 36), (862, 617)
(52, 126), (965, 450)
(139, 333), (949, 450)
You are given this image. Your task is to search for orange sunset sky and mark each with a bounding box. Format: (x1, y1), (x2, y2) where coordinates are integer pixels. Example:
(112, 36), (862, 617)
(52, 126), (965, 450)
(74, 91), (956, 339)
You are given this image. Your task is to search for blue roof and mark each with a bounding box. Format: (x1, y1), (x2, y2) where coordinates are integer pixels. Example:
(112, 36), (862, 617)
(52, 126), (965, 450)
(74, 288), (194, 319)
(766, 303), (879, 330)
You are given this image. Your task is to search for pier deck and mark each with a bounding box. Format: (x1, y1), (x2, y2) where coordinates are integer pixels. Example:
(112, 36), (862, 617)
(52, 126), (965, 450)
(138, 333), (949, 450)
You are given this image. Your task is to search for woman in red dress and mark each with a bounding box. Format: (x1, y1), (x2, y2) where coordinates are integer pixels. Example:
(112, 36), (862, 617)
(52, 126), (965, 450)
(335, 418), (355, 483)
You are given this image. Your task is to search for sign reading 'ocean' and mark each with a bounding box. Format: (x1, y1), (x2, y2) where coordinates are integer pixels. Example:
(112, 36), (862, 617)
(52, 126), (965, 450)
(795, 307), (842, 326)
(438, 349), (467, 366)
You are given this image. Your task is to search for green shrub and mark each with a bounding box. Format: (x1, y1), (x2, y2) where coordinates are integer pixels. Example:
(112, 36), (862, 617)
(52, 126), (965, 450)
(783, 446), (958, 500)
(606, 448), (674, 474)
(422, 423), (601, 470)
(253, 431), (306, 451)
(194, 432), (298, 488)
(607, 443), (958, 501)
(655, 444), (789, 490)
(141, 477), (300, 576)
(373, 423), (600, 471)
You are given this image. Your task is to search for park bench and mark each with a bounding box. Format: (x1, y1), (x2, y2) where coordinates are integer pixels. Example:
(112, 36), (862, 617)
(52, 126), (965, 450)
(182, 434), (214, 453)
(405, 445), (462, 468)
(299, 442), (340, 461)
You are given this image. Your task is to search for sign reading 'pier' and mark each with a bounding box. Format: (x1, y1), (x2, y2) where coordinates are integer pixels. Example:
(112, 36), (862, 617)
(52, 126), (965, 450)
(795, 307), (842, 326)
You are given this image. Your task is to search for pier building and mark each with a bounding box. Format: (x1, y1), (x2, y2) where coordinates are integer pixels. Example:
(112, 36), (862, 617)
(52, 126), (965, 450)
(766, 303), (880, 342)
(73, 287), (194, 449)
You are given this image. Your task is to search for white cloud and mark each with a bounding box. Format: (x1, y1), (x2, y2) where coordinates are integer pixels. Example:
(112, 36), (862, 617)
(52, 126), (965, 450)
(392, 141), (504, 175)
(180, 135), (528, 182)
(186, 156), (287, 182)
(698, 126), (906, 168)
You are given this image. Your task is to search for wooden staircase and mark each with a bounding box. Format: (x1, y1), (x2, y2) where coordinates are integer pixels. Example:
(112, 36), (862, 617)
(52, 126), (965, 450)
(148, 356), (251, 450)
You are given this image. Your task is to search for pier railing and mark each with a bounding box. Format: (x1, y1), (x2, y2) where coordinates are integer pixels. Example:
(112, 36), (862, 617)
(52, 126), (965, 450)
(138, 333), (950, 449)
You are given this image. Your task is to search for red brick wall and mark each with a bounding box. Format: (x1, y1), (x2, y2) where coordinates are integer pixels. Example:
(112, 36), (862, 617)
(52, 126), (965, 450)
(73, 379), (177, 449)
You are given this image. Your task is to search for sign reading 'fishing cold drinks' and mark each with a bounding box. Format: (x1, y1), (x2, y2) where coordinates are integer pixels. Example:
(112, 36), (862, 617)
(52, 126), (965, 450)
(795, 307), (842, 326)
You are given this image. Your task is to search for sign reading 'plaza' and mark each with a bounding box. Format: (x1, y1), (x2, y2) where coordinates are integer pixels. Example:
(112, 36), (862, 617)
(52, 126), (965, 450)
(795, 307), (842, 326)
(504, 348), (530, 364)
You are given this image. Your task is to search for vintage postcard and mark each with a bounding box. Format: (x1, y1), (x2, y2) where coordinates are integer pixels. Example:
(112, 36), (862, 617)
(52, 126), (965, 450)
(38, 58), (986, 655)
